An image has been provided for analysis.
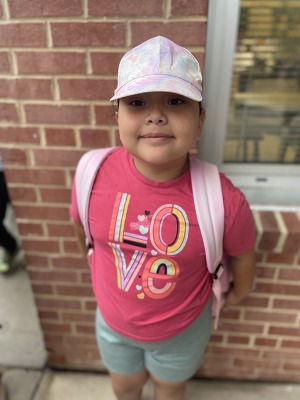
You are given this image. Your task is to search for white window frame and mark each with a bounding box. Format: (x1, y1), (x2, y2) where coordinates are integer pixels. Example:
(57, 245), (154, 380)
(199, 0), (300, 208)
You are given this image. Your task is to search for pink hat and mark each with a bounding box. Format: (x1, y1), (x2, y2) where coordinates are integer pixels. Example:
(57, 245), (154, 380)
(110, 36), (202, 102)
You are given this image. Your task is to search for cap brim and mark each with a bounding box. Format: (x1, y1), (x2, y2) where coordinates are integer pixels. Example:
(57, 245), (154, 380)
(110, 74), (202, 102)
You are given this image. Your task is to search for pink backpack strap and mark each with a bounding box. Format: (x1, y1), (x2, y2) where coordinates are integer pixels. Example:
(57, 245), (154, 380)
(189, 156), (225, 329)
(75, 147), (118, 245)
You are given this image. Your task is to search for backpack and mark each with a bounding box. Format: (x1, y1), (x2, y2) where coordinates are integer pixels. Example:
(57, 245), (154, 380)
(75, 147), (231, 330)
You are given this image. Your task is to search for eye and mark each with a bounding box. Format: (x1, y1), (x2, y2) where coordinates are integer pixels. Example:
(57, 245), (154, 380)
(129, 99), (145, 107)
(169, 97), (184, 105)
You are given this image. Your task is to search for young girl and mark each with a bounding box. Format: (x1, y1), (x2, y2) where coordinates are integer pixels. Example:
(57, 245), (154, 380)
(70, 36), (256, 400)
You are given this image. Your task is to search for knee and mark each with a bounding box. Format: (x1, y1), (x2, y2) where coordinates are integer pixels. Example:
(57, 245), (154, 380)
(151, 375), (186, 400)
(110, 370), (148, 398)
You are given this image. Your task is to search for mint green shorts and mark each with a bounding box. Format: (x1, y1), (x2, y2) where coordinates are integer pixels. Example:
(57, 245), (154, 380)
(95, 300), (212, 382)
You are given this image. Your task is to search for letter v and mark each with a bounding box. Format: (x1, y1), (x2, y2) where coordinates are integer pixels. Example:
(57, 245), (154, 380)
(109, 243), (147, 291)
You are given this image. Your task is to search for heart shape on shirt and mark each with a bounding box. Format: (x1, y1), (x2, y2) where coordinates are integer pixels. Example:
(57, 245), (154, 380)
(138, 215), (146, 222)
(139, 226), (148, 235)
(137, 293), (145, 300)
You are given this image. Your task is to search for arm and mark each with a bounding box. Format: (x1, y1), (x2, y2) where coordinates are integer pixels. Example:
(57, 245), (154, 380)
(225, 248), (256, 306)
(73, 221), (88, 257)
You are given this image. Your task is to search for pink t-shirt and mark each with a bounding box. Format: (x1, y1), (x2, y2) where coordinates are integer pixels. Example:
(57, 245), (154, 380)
(70, 147), (256, 342)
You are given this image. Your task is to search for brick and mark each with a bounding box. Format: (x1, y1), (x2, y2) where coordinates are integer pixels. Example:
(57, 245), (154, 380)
(51, 23), (125, 47)
(62, 335), (96, 346)
(22, 238), (59, 253)
(9, 187), (37, 202)
(52, 256), (88, 269)
(256, 282), (300, 296)
(239, 297), (269, 308)
(255, 337), (277, 347)
(218, 322), (263, 334)
(0, 24), (46, 47)
(25, 254), (49, 268)
(234, 358), (281, 370)
(245, 310), (296, 324)
(0, 103), (18, 122)
(281, 212), (300, 234)
(273, 299), (300, 310)
(25, 104), (90, 124)
(1, 148), (26, 165)
(18, 222), (44, 236)
(279, 268), (300, 281)
(28, 270), (78, 283)
(4, 168), (65, 185)
(281, 340), (300, 349)
(0, 52), (10, 73)
(131, 22), (207, 47)
(33, 149), (83, 167)
(228, 336), (249, 345)
(89, 0), (162, 16)
(9, 0), (82, 17)
(16, 51), (86, 75)
(76, 325), (95, 335)
(45, 128), (76, 147)
(31, 283), (53, 295)
(269, 326), (300, 337)
(56, 284), (93, 297)
(0, 78), (52, 99)
(35, 297), (82, 310)
(62, 312), (94, 323)
(258, 211), (280, 251)
(63, 240), (81, 254)
(59, 78), (115, 100)
(283, 232), (300, 253)
(91, 52), (123, 75)
(171, 0), (208, 16)
(47, 224), (75, 237)
(256, 265), (275, 279)
(38, 310), (59, 321)
(95, 105), (117, 125)
(41, 322), (72, 333)
(266, 253), (295, 264)
(0, 127), (40, 144)
(40, 188), (71, 203)
(80, 271), (91, 283)
(80, 129), (111, 148)
(262, 350), (300, 361)
(14, 204), (70, 221)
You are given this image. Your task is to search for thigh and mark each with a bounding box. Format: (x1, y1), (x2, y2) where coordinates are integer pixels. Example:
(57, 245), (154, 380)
(95, 308), (145, 376)
(145, 300), (212, 383)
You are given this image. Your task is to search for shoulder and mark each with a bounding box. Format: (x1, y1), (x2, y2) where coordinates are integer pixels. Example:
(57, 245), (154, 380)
(219, 172), (253, 229)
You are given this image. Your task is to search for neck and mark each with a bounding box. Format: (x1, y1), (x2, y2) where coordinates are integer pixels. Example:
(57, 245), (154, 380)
(133, 156), (189, 182)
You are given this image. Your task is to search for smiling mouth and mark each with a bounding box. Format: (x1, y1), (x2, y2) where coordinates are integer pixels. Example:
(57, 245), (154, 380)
(140, 133), (174, 141)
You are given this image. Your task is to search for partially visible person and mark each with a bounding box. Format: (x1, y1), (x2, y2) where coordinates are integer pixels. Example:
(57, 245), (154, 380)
(0, 152), (23, 274)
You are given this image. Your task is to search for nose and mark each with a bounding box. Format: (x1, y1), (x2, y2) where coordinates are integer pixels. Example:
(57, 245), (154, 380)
(145, 105), (167, 125)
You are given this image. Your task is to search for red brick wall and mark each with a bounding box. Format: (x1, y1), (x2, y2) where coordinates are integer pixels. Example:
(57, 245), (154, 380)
(1, 0), (300, 382)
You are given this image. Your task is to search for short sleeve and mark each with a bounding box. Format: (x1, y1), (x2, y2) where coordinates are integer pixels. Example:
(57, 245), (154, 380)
(220, 173), (256, 256)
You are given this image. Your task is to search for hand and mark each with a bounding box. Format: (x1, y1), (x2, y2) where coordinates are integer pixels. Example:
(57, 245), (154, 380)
(224, 287), (248, 307)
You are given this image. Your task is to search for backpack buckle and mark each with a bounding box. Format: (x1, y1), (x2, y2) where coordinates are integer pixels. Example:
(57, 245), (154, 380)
(213, 263), (224, 280)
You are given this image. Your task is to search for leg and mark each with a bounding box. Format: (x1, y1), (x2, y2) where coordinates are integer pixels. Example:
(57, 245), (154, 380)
(151, 374), (186, 400)
(110, 369), (149, 400)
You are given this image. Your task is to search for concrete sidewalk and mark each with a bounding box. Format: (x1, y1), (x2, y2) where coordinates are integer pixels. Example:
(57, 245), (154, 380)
(1, 368), (300, 400)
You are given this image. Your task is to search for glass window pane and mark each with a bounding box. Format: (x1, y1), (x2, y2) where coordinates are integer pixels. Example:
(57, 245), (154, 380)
(224, 0), (300, 164)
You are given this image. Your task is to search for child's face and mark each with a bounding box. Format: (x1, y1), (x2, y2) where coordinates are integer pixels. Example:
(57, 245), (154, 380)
(117, 92), (205, 180)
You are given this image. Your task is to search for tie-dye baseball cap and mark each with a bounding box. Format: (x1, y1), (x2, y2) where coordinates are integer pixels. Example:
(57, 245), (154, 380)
(110, 36), (202, 102)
